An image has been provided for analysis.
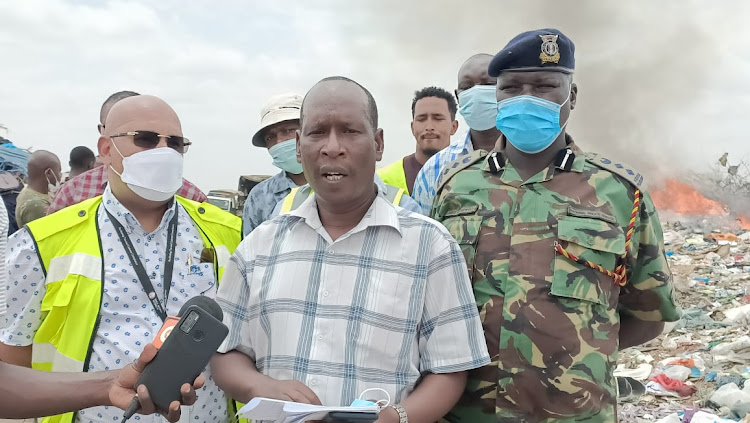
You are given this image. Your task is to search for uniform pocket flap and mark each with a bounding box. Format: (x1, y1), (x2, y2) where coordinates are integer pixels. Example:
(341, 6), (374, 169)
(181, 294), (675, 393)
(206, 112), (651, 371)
(558, 216), (625, 255)
(443, 204), (479, 217)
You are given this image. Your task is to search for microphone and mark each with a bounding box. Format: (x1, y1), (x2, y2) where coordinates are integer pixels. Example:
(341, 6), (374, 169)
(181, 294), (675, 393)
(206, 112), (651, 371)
(151, 296), (223, 351)
(177, 295), (223, 321)
(122, 296), (226, 421)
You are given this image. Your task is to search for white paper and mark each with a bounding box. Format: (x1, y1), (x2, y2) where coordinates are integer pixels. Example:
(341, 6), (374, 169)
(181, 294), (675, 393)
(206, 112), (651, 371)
(237, 397), (379, 423)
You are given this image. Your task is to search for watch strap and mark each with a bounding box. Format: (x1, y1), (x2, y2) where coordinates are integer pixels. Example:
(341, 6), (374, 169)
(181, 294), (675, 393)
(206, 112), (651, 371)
(391, 404), (408, 423)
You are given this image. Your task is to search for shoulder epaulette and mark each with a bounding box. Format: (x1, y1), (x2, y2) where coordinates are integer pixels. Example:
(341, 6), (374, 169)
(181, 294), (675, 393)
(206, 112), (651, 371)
(584, 152), (645, 188)
(435, 150), (488, 194)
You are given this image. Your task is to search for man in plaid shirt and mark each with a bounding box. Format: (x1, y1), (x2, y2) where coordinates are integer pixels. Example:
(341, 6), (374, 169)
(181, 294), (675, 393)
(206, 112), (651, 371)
(212, 77), (489, 423)
(48, 91), (206, 214)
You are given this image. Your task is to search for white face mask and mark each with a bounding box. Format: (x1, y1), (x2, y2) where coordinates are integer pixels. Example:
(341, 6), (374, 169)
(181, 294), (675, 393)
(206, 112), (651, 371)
(110, 141), (184, 202)
(45, 169), (61, 197)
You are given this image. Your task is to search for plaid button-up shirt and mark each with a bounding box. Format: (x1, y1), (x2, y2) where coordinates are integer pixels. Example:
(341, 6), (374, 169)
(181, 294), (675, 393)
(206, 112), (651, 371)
(47, 166), (207, 214)
(217, 193), (489, 406)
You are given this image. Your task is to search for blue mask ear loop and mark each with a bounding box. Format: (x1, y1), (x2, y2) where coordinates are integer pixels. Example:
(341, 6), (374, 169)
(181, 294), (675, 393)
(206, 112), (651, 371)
(350, 388), (392, 409)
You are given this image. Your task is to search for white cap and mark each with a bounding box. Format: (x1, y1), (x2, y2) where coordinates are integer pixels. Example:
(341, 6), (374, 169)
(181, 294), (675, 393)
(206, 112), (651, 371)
(251, 93), (303, 147)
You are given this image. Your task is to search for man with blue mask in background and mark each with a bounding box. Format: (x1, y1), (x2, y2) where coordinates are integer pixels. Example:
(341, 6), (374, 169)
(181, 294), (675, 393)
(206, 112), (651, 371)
(412, 53), (503, 213)
(242, 93), (307, 236)
(431, 29), (679, 422)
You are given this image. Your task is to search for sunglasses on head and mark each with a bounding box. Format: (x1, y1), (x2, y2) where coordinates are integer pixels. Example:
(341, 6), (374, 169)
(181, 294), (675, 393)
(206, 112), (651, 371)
(109, 131), (191, 153)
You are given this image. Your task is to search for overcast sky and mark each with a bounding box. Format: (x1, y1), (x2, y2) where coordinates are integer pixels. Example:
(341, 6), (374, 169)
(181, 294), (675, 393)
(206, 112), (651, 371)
(1, 0), (749, 193)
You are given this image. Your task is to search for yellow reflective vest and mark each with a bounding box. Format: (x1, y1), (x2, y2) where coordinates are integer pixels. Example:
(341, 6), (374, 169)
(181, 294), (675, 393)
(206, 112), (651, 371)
(376, 158), (409, 195)
(25, 196), (241, 423)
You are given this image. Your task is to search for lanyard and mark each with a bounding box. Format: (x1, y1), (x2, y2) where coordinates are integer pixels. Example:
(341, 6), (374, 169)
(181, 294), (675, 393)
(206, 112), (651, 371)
(105, 207), (179, 322)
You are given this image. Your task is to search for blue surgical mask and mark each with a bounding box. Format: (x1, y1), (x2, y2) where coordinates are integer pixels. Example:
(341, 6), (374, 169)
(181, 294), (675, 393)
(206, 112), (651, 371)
(268, 139), (303, 174)
(495, 94), (570, 154)
(458, 85), (498, 131)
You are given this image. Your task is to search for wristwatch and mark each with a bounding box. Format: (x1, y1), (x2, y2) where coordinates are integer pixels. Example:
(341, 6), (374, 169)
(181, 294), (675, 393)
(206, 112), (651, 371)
(391, 404), (408, 423)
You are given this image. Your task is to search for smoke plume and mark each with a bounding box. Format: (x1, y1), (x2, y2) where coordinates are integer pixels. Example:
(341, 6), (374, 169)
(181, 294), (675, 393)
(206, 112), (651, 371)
(322, 0), (750, 193)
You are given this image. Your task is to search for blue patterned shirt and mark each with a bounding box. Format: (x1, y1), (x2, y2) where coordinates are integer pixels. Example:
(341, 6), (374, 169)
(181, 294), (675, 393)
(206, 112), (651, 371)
(1, 187), (228, 422)
(216, 194), (490, 406)
(412, 131), (474, 214)
(0, 201), (7, 324)
(242, 171), (297, 237)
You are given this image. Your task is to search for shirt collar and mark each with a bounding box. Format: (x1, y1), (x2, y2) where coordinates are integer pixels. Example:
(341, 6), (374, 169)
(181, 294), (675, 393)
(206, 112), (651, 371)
(101, 186), (178, 235)
(289, 184), (403, 243)
(374, 173), (388, 192)
(482, 135), (586, 184)
(269, 171), (300, 194)
(461, 131), (475, 154)
(445, 130), (474, 156)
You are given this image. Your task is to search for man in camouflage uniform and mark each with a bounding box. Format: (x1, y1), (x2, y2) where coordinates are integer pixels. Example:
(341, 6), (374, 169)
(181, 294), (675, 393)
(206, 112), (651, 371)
(432, 28), (680, 423)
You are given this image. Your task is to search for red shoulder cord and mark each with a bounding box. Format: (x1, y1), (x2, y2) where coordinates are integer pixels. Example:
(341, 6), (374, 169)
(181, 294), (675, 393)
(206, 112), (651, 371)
(555, 190), (641, 286)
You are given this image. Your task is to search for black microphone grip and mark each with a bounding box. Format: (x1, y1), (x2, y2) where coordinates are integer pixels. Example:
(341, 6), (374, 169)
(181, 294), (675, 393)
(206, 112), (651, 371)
(121, 396), (140, 421)
(124, 296), (228, 418)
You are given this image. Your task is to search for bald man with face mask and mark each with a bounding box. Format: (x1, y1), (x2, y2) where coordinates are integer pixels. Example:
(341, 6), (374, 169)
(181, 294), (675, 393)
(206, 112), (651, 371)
(48, 91), (207, 215)
(16, 150), (61, 227)
(0, 95), (241, 423)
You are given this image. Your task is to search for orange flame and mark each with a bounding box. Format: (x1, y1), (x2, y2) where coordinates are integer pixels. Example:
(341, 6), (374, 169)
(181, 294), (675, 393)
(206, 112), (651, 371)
(651, 179), (727, 216)
(651, 179), (750, 230)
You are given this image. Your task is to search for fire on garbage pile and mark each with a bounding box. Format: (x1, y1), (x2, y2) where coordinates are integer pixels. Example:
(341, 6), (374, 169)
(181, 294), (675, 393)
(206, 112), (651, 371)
(651, 179), (750, 231)
(616, 171), (750, 422)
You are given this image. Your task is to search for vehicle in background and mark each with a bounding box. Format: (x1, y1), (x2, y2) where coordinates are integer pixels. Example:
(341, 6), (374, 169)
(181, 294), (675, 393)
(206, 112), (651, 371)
(238, 175), (270, 197)
(206, 175), (271, 217)
(207, 189), (245, 216)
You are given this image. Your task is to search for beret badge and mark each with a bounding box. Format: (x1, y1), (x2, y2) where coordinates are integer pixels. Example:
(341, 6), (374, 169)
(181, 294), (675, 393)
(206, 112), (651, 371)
(539, 34), (561, 64)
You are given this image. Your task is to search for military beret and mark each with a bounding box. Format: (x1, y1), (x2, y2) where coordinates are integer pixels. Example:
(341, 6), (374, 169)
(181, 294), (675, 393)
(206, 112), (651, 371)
(488, 28), (575, 77)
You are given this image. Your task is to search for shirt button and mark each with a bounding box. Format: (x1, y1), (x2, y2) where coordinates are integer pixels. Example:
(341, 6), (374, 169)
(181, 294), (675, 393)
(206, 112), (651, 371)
(310, 379), (317, 386)
(587, 238), (596, 246)
(322, 290), (329, 297)
(327, 250), (334, 255)
(317, 333), (324, 340)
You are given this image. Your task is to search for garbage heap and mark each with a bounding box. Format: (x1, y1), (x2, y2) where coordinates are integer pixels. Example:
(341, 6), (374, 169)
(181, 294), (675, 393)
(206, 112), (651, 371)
(617, 216), (750, 422)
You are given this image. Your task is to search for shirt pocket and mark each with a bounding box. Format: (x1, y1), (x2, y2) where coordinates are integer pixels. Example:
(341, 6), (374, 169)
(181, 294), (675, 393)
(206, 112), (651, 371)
(440, 204), (483, 277)
(552, 216), (625, 306)
(182, 262), (217, 296)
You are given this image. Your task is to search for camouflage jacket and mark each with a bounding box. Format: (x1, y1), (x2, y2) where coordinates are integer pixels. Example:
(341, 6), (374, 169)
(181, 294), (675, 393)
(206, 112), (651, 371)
(431, 141), (680, 423)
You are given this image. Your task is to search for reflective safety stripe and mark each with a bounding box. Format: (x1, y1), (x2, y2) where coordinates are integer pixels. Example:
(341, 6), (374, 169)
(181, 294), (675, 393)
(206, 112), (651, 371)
(47, 253), (102, 283)
(31, 342), (83, 373)
(387, 187), (405, 206)
(280, 186), (310, 214)
(280, 187), (301, 214)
